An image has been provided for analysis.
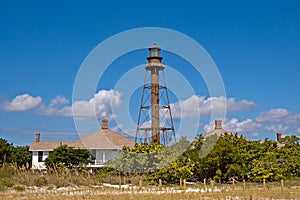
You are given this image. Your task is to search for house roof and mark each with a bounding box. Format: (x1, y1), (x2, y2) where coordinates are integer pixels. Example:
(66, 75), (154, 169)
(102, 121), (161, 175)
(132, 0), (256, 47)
(29, 119), (135, 151)
(75, 129), (135, 149)
(29, 141), (83, 151)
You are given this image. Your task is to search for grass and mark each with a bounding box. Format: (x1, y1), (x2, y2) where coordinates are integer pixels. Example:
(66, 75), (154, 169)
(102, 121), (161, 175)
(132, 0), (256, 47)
(0, 187), (300, 199)
(0, 164), (299, 199)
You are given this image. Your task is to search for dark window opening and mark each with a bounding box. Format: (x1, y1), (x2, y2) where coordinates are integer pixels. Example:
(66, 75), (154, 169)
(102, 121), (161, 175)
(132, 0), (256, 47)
(38, 151), (43, 162)
(90, 149), (96, 160)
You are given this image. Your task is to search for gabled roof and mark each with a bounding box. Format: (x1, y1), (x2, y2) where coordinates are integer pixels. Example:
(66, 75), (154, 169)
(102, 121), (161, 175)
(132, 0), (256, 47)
(75, 129), (135, 149)
(29, 140), (83, 151)
(29, 119), (135, 151)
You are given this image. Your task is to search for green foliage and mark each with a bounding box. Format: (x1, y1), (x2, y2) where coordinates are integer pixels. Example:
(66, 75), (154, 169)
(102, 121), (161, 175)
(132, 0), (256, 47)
(0, 177), (14, 187)
(110, 137), (191, 183)
(0, 138), (32, 168)
(195, 134), (247, 182)
(146, 152), (195, 183)
(34, 176), (48, 187)
(109, 142), (165, 174)
(192, 134), (300, 182)
(109, 134), (300, 183)
(1, 133), (299, 185)
(0, 164), (16, 178)
(14, 185), (25, 191)
(0, 138), (14, 165)
(280, 135), (300, 145)
(44, 145), (90, 169)
(10, 146), (32, 168)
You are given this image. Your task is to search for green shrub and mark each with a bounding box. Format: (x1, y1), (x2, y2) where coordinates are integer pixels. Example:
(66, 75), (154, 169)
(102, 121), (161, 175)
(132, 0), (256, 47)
(53, 177), (67, 188)
(0, 165), (16, 178)
(14, 185), (25, 191)
(0, 177), (14, 187)
(34, 176), (48, 187)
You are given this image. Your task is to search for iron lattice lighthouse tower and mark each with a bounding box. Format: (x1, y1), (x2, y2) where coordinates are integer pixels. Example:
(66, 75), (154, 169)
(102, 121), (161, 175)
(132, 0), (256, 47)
(136, 43), (176, 145)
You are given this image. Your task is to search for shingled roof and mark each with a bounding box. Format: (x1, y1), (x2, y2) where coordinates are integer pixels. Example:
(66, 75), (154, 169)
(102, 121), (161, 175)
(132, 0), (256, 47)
(29, 141), (83, 151)
(29, 119), (135, 151)
(75, 128), (135, 149)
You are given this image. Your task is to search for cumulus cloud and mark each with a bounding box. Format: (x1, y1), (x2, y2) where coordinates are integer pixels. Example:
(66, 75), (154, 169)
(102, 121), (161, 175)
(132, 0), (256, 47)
(171, 95), (255, 119)
(203, 118), (261, 133)
(256, 108), (291, 122)
(2, 94), (42, 112)
(256, 108), (300, 124)
(39, 89), (122, 120)
(170, 95), (205, 118)
(49, 96), (69, 107)
(265, 124), (289, 132)
(39, 96), (69, 116)
(285, 114), (300, 124)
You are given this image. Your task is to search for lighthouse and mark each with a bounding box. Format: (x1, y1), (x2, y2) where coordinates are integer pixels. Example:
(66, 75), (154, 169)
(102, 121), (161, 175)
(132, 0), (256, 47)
(135, 43), (175, 145)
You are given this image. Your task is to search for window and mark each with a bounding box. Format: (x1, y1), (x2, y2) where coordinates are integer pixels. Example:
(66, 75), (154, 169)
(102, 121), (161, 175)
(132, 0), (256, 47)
(90, 149), (96, 160)
(38, 151), (43, 162)
(149, 49), (159, 57)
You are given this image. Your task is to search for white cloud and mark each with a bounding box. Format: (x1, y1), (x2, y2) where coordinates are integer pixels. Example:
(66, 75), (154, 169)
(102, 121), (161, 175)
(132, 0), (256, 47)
(225, 97), (256, 112)
(171, 95), (205, 118)
(39, 96), (69, 116)
(265, 124), (289, 133)
(203, 118), (261, 133)
(285, 114), (300, 124)
(39, 89), (122, 120)
(251, 132), (259, 137)
(256, 108), (291, 122)
(256, 108), (300, 124)
(296, 128), (300, 134)
(2, 94), (42, 112)
(171, 96), (255, 119)
(50, 96), (69, 107)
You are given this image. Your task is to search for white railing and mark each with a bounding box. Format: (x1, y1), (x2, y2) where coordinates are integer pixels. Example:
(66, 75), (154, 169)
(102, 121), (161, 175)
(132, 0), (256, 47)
(88, 160), (106, 166)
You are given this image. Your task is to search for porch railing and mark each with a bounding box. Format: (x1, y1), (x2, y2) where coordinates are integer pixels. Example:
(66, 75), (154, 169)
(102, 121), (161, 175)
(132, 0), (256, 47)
(88, 160), (106, 166)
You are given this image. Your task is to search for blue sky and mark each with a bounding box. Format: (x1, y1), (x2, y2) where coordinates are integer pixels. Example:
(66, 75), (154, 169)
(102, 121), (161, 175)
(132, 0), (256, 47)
(0, 0), (300, 145)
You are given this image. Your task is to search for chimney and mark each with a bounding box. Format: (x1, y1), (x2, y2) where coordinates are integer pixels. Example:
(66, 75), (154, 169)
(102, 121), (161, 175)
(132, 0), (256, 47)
(35, 132), (40, 142)
(215, 119), (222, 129)
(102, 119), (108, 129)
(277, 132), (282, 143)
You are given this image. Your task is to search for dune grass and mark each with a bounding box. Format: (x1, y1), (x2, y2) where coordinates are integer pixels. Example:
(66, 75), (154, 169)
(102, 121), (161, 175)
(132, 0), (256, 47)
(0, 164), (299, 199)
(1, 187), (300, 200)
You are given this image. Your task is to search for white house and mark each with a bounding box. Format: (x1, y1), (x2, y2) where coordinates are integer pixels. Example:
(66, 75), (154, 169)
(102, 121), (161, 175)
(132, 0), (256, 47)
(29, 119), (135, 170)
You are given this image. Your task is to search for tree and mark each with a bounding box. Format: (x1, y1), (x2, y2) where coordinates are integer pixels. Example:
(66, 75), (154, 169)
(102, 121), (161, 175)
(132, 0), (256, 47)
(0, 138), (13, 165)
(109, 142), (165, 174)
(195, 135), (246, 182)
(108, 133), (300, 183)
(110, 137), (192, 183)
(280, 135), (300, 145)
(10, 146), (32, 168)
(44, 145), (90, 169)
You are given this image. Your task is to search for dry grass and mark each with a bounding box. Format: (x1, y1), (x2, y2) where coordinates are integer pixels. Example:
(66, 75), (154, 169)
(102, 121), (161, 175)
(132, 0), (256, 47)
(0, 185), (299, 200)
(0, 165), (300, 199)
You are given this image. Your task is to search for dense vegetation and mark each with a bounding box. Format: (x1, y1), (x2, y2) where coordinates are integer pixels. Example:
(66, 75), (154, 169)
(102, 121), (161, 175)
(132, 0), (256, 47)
(109, 133), (300, 183)
(0, 133), (299, 191)
(44, 145), (91, 169)
(0, 138), (31, 168)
